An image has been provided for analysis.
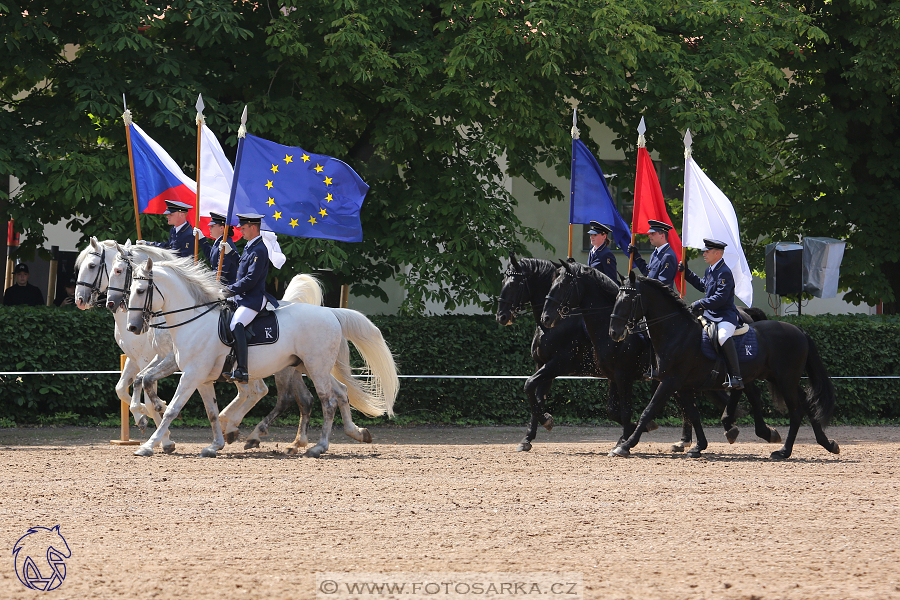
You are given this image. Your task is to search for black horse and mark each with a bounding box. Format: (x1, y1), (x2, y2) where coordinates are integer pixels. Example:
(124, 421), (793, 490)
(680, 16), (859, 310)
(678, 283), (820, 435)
(602, 270), (839, 459)
(497, 254), (657, 451)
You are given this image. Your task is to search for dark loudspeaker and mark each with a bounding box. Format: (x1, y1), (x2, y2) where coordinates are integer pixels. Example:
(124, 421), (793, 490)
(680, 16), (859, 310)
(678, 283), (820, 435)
(765, 242), (803, 295)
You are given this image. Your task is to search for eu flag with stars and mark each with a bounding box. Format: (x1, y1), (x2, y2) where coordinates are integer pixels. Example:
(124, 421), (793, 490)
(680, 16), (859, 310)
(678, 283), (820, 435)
(230, 135), (368, 242)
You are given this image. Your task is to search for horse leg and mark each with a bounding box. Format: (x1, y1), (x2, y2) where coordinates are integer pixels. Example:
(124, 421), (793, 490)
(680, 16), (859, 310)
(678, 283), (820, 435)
(610, 379), (677, 457)
(770, 380), (804, 460)
(304, 367), (338, 459)
(116, 357), (141, 429)
(715, 389), (742, 444)
(220, 379), (268, 444)
(196, 382), (225, 458)
(678, 394), (708, 458)
(670, 392), (693, 453)
(286, 371), (315, 454)
(743, 383), (781, 444)
(244, 368), (293, 450)
(808, 412), (840, 455)
(137, 353), (178, 453)
(518, 367), (551, 452)
(134, 370), (206, 457)
(332, 376), (373, 444)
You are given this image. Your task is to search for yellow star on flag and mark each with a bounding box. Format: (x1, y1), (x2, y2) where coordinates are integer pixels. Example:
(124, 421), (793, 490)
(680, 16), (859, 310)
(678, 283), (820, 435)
(301, 154), (310, 162)
(273, 211), (282, 221)
(265, 180), (273, 189)
(270, 164), (279, 174)
(325, 193), (334, 202)
(308, 216), (317, 225)
(284, 155), (293, 164)
(323, 176), (333, 186)
(266, 197), (275, 207)
(289, 218), (299, 228)
(319, 208), (328, 217)
(314, 164), (324, 173)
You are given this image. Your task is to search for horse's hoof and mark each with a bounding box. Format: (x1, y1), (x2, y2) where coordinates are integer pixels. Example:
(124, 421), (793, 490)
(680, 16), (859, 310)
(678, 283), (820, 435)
(199, 447), (218, 458)
(829, 440), (840, 454)
(686, 448), (703, 458)
(671, 442), (686, 453)
(360, 428), (373, 444)
(162, 442), (176, 454)
(516, 442), (532, 452)
(134, 447), (154, 457)
(286, 446), (301, 455)
(770, 449), (790, 460)
(136, 415), (149, 432)
(609, 446), (630, 458)
(224, 430), (239, 444)
(646, 420), (659, 432)
(305, 446), (325, 459)
(243, 439), (260, 450)
(542, 414), (554, 431)
(769, 428), (782, 444)
(725, 426), (739, 444)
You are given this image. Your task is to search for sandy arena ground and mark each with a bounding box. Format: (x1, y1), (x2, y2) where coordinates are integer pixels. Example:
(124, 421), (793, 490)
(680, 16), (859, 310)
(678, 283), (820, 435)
(0, 424), (898, 600)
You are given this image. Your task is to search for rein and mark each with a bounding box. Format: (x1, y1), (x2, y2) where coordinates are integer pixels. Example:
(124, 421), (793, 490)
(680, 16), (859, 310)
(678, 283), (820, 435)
(127, 269), (223, 331)
(612, 286), (686, 334)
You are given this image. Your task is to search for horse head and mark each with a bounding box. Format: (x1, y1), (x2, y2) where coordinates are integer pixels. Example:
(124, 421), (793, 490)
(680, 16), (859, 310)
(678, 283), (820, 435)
(540, 259), (582, 329)
(497, 252), (530, 325)
(106, 241), (136, 311)
(75, 237), (110, 310)
(610, 270), (643, 342)
(126, 257), (156, 335)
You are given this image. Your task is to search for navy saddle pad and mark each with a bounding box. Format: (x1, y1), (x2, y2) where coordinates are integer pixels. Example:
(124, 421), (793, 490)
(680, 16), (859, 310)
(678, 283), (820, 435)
(700, 326), (759, 363)
(218, 304), (280, 347)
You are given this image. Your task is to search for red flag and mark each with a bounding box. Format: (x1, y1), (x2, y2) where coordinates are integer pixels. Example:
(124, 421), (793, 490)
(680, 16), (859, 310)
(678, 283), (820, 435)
(633, 146), (684, 293)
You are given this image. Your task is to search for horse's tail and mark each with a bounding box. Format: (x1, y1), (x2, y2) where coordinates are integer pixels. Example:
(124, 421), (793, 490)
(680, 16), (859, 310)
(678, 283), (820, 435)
(803, 331), (836, 427)
(281, 274), (323, 306)
(330, 308), (399, 418)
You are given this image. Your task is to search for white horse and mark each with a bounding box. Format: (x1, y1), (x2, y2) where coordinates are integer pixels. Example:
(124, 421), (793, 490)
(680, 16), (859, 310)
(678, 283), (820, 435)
(102, 239), (338, 450)
(125, 256), (398, 458)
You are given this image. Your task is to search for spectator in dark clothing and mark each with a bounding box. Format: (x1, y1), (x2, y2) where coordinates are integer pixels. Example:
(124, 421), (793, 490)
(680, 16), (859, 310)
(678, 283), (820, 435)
(54, 277), (78, 308)
(3, 263), (44, 306)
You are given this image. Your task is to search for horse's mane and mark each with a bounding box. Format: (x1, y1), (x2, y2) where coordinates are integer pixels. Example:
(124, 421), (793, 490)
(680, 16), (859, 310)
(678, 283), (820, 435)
(636, 274), (696, 320)
(76, 239), (178, 269)
(125, 244), (180, 262)
(135, 258), (226, 305)
(516, 258), (558, 283)
(576, 262), (620, 299)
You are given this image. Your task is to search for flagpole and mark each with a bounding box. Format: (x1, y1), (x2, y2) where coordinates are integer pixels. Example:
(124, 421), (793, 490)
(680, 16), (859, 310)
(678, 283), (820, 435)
(218, 106), (248, 282)
(680, 129), (693, 297)
(194, 94), (205, 264)
(568, 108), (578, 259)
(628, 117), (646, 273)
(122, 95), (142, 241)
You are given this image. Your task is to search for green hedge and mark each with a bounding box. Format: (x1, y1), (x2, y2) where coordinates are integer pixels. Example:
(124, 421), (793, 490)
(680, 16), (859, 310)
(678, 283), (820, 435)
(1, 307), (898, 425)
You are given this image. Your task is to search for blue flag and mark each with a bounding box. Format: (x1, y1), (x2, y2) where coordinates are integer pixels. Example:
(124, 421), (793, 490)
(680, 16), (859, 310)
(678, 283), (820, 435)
(229, 134), (368, 242)
(570, 138), (631, 250)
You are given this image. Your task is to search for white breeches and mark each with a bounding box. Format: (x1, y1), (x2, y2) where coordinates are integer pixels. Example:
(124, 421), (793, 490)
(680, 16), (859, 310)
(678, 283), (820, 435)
(230, 306), (258, 331)
(717, 321), (736, 345)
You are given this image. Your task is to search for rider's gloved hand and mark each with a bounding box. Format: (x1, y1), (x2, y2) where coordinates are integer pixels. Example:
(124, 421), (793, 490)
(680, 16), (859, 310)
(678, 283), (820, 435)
(193, 227), (204, 238)
(628, 243), (640, 256)
(220, 242), (232, 255)
(677, 262), (685, 272)
(690, 301), (704, 316)
(135, 240), (147, 245)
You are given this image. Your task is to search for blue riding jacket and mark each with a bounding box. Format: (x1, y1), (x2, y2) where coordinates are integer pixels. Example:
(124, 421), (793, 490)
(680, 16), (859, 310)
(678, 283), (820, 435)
(199, 236), (239, 286)
(633, 243), (678, 289)
(149, 223), (195, 259)
(684, 259), (740, 326)
(588, 243), (619, 283)
(227, 236), (279, 312)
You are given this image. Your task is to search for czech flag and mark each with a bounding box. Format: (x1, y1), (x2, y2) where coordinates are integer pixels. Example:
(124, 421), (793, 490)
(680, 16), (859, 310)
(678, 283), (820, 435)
(128, 123), (197, 221)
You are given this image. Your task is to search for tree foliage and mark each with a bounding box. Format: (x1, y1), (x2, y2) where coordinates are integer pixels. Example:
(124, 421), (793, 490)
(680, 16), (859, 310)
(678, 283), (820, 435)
(1, 0), (852, 313)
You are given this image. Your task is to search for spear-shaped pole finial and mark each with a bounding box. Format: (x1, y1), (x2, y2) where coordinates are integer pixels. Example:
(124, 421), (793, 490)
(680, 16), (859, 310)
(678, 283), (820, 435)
(195, 93), (205, 126)
(571, 107), (580, 140)
(122, 94), (132, 126)
(637, 116), (646, 148)
(238, 105), (248, 138)
(684, 129), (693, 159)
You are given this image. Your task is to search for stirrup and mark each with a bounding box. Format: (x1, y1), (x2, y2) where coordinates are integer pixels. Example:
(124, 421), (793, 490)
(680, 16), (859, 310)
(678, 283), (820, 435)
(230, 368), (249, 384)
(724, 374), (744, 390)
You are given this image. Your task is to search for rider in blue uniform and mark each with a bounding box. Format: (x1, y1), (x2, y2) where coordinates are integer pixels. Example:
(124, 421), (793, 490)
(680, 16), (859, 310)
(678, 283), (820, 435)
(225, 213), (279, 383)
(679, 238), (744, 390)
(628, 219), (678, 289)
(587, 221), (618, 282)
(196, 212), (239, 285)
(138, 200), (196, 258)
(628, 219), (680, 379)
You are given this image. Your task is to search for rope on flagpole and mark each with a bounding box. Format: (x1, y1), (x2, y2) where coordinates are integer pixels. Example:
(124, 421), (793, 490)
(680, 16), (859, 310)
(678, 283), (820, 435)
(122, 96), (142, 241)
(194, 94), (205, 264)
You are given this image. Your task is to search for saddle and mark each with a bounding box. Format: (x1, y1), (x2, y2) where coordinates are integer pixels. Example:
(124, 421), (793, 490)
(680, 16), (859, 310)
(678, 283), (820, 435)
(700, 317), (748, 354)
(699, 317), (758, 363)
(217, 301), (280, 347)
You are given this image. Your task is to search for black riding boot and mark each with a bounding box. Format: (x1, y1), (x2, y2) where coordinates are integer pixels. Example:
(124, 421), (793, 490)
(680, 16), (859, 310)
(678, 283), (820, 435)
(721, 337), (744, 390)
(230, 323), (249, 384)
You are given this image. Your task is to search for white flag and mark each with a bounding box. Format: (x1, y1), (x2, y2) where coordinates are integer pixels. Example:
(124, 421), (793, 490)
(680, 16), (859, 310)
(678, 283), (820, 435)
(682, 155), (753, 307)
(199, 124), (286, 269)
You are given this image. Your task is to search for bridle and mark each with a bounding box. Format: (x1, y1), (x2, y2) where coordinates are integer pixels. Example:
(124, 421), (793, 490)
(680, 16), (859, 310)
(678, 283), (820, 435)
(106, 251), (135, 312)
(76, 246), (109, 308)
(610, 284), (644, 334)
(544, 267), (615, 320)
(127, 266), (222, 331)
(497, 267), (532, 321)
